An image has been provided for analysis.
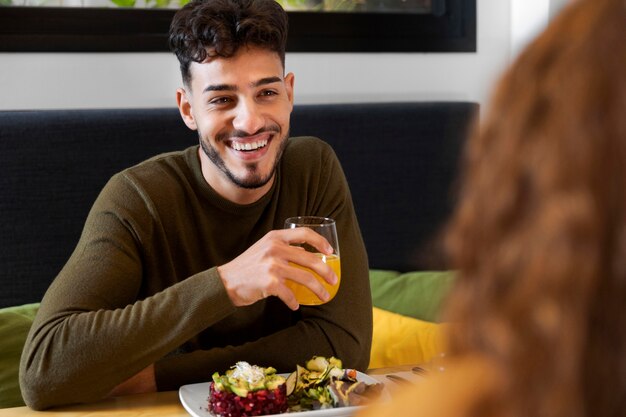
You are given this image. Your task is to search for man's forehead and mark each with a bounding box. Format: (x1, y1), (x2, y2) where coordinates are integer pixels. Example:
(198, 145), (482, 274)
(187, 50), (284, 90)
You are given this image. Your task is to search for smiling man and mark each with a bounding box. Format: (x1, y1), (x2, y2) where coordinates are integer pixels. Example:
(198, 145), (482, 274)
(19, 0), (372, 410)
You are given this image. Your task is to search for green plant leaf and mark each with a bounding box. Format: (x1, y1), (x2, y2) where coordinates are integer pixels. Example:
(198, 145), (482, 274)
(109, 0), (136, 7)
(324, 0), (358, 11)
(153, 0), (172, 8)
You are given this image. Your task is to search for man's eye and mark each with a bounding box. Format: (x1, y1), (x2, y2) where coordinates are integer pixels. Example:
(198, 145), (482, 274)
(259, 90), (278, 97)
(209, 97), (232, 105)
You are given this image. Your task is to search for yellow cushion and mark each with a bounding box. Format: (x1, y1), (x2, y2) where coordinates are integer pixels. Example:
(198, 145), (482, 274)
(369, 307), (447, 369)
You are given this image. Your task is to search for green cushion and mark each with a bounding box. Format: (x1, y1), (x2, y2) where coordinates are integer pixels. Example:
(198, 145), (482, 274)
(0, 303), (39, 409)
(369, 270), (455, 323)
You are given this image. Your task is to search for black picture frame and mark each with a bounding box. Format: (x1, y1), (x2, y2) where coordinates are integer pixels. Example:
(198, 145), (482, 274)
(0, 0), (475, 53)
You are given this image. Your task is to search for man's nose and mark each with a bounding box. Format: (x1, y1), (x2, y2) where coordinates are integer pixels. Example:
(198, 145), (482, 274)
(233, 99), (264, 135)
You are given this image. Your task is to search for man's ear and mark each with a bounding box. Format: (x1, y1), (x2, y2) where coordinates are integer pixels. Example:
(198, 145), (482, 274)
(176, 88), (197, 130)
(284, 72), (295, 108)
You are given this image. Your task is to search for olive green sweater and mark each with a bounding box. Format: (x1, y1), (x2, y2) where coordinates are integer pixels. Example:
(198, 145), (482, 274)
(19, 137), (372, 410)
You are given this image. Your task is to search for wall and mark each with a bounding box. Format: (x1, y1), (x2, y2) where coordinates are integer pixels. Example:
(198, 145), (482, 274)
(0, 0), (514, 110)
(510, 0), (569, 57)
(550, 0), (569, 17)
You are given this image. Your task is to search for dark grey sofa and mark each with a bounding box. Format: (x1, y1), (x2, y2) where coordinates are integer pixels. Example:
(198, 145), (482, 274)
(0, 102), (477, 309)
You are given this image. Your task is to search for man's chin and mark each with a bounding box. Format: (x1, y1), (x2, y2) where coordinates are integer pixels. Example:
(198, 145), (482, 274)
(229, 170), (274, 189)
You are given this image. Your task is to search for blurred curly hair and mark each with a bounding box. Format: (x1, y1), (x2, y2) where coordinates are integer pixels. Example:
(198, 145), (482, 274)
(443, 0), (626, 416)
(169, 0), (288, 87)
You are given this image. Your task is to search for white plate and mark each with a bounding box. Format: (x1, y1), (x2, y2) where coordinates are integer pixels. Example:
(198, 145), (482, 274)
(179, 371), (385, 417)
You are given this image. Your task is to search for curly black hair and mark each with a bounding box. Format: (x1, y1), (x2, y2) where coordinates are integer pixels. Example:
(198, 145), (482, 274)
(168, 0), (288, 87)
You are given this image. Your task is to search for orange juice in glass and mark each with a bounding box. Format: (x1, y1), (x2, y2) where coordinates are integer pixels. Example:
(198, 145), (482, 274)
(284, 216), (341, 305)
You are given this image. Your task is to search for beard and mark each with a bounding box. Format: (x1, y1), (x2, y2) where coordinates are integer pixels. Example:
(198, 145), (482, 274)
(198, 127), (289, 190)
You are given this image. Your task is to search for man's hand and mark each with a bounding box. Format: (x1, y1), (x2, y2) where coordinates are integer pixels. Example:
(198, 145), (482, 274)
(108, 364), (156, 397)
(217, 228), (338, 310)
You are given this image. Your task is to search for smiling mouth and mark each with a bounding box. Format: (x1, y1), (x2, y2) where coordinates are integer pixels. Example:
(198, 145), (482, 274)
(230, 138), (269, 152)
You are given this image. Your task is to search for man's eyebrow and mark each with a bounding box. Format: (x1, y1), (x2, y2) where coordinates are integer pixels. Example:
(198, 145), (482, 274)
(203, 84), (236, 93)
(202, 77), (282, 94)
(253, 76), (282, 87)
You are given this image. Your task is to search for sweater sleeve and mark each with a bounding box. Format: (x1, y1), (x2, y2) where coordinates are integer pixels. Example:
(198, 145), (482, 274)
(154, 142), (373, 390)
(19, 173), (236, 410)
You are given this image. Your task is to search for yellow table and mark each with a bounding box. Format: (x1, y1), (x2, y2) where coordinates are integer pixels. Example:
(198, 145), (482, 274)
(0, 366), (416, 417)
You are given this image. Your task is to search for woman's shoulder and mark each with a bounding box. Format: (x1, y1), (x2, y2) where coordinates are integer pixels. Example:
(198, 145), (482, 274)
(358, 355), (503, 417)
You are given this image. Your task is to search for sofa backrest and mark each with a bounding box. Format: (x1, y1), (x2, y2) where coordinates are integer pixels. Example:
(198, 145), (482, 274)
(0, 102), (477, 308)
(290, 102), (477, 271)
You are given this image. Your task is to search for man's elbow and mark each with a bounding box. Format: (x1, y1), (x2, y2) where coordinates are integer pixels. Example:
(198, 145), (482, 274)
(355, 314), (373, 371)
(19, 368), (54, 411)
(353, 339), (372, 371)
(340, 326), (372, 372)
(19, 359), (79, 410)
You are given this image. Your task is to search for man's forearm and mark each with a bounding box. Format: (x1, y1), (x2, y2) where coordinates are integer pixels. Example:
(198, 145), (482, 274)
(19, 270), (234, 410)
(154, 307), (371, 391)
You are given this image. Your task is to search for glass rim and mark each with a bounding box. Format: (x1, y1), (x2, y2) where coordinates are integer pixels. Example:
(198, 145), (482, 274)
(284, 216), (335, 227)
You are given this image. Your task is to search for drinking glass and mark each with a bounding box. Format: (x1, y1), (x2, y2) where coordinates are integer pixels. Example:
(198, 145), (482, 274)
(284, 216), (341, 305)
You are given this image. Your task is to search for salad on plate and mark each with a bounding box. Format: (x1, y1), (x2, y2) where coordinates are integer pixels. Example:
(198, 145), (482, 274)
(204, 356), (384, 417)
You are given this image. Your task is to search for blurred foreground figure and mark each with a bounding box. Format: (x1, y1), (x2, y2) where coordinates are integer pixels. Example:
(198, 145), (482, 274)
(358, 0), (626, 416)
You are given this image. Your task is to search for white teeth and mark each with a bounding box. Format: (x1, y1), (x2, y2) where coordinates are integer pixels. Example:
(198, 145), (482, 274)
(232, 139), (268, 151)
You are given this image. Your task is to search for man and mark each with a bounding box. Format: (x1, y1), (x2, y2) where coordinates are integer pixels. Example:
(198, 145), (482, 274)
(19, 0), (372, 410)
